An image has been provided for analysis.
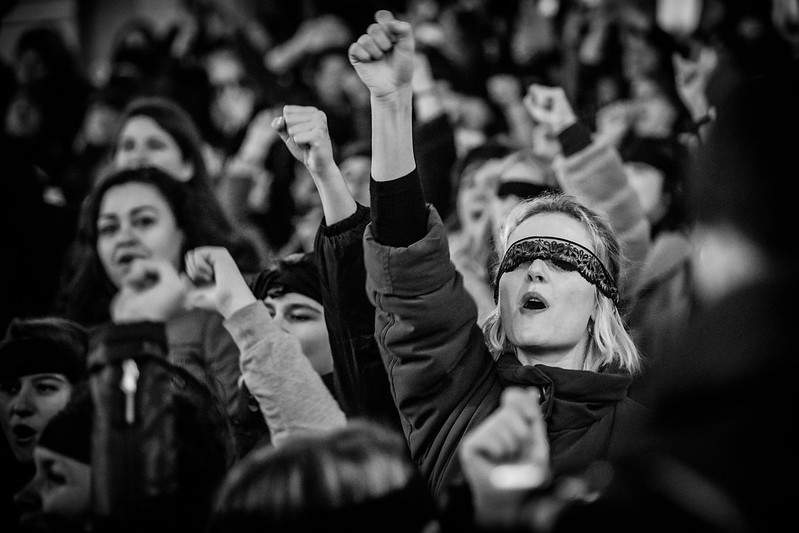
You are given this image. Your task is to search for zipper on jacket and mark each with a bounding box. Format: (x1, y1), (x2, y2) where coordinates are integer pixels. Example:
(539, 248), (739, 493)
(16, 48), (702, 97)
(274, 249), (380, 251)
(120, 359), (140, 425)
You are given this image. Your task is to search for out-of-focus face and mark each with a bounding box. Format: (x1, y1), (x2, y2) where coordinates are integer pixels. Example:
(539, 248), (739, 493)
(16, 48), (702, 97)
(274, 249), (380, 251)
(83, 102), (120, 147)
(314, 54), (349, 105)
(457, 159), (502, 230)
(0, 374), (72, 463)
(499, 213), (596, 365)
(20, 446), (91, 520)
(96, 182), (185, 288)
(490, 160), (550, 230)
(207, 52), (255, 135)
(263, 293), (333, 376)
(632, 91), (677, 138)
(115, 116), (193, 181)
(340, 155), (371, 206)
(625, 161), (667, 223)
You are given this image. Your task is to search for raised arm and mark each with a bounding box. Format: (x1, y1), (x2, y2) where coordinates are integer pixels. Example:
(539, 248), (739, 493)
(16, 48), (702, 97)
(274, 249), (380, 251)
(524, 84), (651, 299)
(270, 103), (400, 427)
(184, 247), (345, 447)
(349, 12), (503, 498)
(271, 105), (356, 226)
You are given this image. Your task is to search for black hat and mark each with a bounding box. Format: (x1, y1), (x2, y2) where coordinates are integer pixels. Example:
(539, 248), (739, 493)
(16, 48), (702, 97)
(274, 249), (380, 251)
(250, 253), (322, 304)
(0, 320), (87, 382)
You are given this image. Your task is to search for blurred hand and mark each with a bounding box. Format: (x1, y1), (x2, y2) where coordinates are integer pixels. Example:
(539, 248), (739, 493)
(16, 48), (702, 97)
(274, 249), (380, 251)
(460, 387), (550, 527)
(523, 84), (577, 136)
(272, 106), (337, 178)
(673, 47), (717, 121)
(111, 259), (191, 323)
(348, 11), (415, 98)
(487, 74), (524, 109)
(184, 247), (255, 320)
(595, 100), (634, 147)
(238, 107), (281, 164)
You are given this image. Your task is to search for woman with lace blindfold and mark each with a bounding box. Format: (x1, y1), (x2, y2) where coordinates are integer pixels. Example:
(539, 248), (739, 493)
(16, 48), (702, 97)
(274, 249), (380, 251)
(346, 11), (648, 504)
(483, 192), (640, 374)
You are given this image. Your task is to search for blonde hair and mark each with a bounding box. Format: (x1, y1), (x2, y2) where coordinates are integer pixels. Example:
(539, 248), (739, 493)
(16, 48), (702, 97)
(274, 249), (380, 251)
(481, 192), (641, 374)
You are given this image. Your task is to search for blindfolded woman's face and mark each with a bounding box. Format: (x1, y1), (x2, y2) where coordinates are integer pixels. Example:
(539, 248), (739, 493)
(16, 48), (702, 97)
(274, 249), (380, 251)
(498, 213), (596, 365)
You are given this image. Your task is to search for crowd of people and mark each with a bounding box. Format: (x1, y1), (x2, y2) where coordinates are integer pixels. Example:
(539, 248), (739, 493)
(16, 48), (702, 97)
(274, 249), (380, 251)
(1, 0), (796, 531)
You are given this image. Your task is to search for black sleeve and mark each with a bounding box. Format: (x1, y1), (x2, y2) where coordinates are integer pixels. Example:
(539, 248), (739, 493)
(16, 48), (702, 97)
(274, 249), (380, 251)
(313, 205), (402, 430)
(558, 122), (594, 157)
(414, 114), (457, 221)
(369, 167), (428, 247)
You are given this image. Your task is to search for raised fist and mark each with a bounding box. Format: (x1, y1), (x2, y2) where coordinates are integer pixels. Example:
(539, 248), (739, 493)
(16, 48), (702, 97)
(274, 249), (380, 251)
(271, 105), (336, 178)
(348, 11), (415, 98)
(523, 84), (577, 136)
(184, 247), (255, 319)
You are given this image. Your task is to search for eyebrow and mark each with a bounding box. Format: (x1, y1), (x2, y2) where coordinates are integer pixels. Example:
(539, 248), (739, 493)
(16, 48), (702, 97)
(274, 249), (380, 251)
(29, 374), (68, 383)
(99, 205), (160, 219)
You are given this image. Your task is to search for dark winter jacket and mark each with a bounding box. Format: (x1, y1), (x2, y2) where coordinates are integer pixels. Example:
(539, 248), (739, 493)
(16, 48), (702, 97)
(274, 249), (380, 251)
(364, 206), (648, 499)
(314, 204), (402, 431)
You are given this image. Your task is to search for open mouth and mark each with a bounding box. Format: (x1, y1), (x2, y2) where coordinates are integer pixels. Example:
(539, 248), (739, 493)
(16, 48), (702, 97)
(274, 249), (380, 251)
(12, 424), (37, 444)
(521, 293), (548, 312)
(116, 251), (141, 266)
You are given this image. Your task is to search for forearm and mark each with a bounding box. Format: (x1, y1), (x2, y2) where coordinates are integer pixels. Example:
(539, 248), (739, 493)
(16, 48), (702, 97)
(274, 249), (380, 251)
(370, 87), (416, 182)
(224, 301), (346, 446)
(504, 103), (534, 148)
(311, 164), (357, 226)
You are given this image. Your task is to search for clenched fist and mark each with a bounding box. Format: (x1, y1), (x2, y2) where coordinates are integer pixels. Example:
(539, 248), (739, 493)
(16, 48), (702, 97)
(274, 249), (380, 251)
(348, 11), (415, 98)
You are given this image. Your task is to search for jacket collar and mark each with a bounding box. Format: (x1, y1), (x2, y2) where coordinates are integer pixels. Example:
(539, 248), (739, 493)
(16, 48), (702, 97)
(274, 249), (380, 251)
(496, 353), (632, 432)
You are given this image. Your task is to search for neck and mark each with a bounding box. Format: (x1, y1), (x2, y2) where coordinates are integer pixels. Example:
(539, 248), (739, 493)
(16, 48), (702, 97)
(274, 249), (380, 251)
(514, 336), (590, 371)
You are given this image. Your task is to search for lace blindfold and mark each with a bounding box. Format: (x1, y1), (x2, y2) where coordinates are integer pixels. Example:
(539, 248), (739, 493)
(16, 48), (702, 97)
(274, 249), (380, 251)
(493, 236), (619, 304)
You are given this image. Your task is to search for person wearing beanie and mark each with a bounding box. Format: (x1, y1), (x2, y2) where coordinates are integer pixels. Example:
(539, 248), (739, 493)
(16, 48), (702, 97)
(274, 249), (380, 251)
(249, 253), (335, 383)
(0, 317), (87, 532)
(15, 389), (92, 532)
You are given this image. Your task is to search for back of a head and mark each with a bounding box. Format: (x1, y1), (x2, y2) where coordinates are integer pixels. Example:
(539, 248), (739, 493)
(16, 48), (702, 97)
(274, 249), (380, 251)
(210, 421), (437, 533)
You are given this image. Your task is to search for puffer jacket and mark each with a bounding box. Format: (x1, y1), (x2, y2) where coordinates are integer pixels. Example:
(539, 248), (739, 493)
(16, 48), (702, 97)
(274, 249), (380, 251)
(364, 206), (648, 499)
(90, 308), (255, 457)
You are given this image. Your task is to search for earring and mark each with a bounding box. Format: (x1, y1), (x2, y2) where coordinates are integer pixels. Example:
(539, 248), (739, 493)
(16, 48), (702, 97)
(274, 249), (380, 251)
(587, 318), (595, 336)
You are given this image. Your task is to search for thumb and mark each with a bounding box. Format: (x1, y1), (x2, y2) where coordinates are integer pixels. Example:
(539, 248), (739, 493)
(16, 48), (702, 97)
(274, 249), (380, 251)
(271, 116), (291, 144)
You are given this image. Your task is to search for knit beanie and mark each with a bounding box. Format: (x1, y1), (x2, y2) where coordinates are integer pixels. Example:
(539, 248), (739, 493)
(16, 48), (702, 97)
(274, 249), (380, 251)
(250, 253), (322, 304)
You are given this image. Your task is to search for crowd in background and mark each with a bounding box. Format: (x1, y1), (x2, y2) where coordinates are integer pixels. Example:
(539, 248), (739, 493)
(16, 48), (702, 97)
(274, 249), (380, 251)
(1, 0), (797, 531)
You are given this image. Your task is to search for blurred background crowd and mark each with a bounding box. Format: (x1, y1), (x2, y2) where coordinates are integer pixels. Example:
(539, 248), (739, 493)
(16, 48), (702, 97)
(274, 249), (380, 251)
(4, 0), (796, 330)
(0, 0), (797, 532)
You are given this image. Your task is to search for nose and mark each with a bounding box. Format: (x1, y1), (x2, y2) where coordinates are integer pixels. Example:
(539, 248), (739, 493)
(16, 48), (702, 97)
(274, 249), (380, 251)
(526, 259), (548, 284)
(272, 315), (292, 335)
(11, 383), (36, 417)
